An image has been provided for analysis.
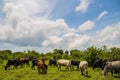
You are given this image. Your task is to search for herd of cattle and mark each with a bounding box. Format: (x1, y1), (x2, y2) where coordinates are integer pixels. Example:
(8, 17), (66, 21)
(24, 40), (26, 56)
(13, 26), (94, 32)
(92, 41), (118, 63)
(3, 58), (120, 77)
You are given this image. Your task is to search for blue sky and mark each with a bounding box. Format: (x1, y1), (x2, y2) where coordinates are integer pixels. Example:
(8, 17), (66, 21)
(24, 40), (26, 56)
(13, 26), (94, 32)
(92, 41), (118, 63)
(0, 0), (120, 53)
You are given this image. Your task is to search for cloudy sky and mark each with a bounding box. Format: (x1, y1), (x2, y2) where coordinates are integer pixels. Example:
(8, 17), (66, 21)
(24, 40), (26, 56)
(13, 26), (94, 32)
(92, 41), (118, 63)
(0, 0), (120, 53)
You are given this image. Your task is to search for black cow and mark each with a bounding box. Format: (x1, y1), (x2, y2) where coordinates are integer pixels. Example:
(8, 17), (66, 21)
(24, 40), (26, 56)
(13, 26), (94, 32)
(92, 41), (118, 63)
(71, 60), (80, 70)
(4, 59), (19, 70)
(92, 59), (107, 70)
(18, 58), (30, 67)
(31, 59), (38, 69)
(48, 59), (57, 66)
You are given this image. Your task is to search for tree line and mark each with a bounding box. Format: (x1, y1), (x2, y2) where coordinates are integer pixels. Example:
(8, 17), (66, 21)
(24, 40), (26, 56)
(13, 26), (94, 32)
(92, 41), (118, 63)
(0, 45), (120, 66)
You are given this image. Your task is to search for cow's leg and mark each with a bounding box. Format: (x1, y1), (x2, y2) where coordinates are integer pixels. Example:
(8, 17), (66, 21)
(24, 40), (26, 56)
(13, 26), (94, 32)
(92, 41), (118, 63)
(86, 69), (88, 76)
(70, 65), (73, 71)
(77, 65), (79, 70)
(71, 65), (74, 70)
(14, 64), (17, 69)
(80, 68), (83, 75)
(38, 66), (40, 74)
(65, 65), (68, 71)
(111, 70), (113, 77)
(8, 65), (10, 70)
(58, 64), (60, 70)
(4, 66), (7, 70)
(43, 66), (47, 74)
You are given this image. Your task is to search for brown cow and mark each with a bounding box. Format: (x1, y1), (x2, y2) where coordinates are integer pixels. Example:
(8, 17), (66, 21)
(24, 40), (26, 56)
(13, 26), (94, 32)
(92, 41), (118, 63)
(37, 60), (47, 74)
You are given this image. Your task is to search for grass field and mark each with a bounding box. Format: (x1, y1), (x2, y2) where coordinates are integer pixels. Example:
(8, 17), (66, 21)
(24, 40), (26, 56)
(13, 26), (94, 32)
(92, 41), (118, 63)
(0, 61), (120, 80)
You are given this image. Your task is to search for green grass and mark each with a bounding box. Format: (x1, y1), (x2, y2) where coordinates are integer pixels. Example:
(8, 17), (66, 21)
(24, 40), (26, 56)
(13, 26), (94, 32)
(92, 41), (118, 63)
(0, 61), (120, 80)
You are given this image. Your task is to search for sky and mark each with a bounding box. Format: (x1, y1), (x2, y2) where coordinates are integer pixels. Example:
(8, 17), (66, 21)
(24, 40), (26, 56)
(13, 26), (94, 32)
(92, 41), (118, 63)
(0, 0), (120, 53)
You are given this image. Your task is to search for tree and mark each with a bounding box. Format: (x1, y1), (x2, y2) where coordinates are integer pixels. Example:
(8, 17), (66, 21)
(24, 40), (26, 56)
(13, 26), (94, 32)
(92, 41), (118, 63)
(70, 49), (81, 59)
(83, 46), (100, 66)
(26, 50), (40, 60)
(110, 47), (120, 60)
(53, 49), (63, 55)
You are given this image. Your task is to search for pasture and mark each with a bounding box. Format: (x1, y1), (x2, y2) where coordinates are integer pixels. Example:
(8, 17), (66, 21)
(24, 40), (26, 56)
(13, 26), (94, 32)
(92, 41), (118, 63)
(0, 61), (119, 80)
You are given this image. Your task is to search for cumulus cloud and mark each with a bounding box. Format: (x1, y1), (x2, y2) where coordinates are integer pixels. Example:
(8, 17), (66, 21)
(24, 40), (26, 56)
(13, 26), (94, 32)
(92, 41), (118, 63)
(42, 33), (91, 51)
(0, 0), (120, 52)
(90, 21), (120, 48)
(78, 20), (95, 32)
(75, 0), (91, 12)
(62, 33), (91, 50)
(3, 0), (55, 26)
(0, 0), (64, 46)
(96, 11), (108, 21)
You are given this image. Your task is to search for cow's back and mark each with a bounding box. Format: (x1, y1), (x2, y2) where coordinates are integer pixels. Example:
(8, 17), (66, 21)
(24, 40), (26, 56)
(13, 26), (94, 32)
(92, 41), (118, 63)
(79, 61), (88, 69)
(110, 61), (120, 66)
(107, 61), (120, 69)
(58, 59), (70, 66)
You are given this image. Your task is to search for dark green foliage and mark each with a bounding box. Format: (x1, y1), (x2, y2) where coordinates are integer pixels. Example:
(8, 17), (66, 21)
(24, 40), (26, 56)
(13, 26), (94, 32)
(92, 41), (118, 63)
(0, 46), (120, 65)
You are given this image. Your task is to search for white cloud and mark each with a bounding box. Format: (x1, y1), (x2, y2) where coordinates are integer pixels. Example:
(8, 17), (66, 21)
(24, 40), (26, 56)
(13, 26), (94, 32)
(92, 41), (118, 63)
(62, 33), (91, 50)
(0, 0), (120, 53)
(90, 21), (120, 48)
(78, 20), (95, 32)
(42, 32), (91, 51)
(96, 11), (108, 21)
(0, 17), (74, 46)
(3, 0), (56, 27)
(75, 0), (91, 12)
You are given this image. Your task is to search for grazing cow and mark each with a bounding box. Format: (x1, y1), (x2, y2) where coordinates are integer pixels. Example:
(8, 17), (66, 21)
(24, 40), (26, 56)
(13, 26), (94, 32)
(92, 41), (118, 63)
(79, 61), (88, 76)
(31, 59), (38, 69)
(37, 60), (47, 74)
(102, 61), (120, 76)
(57, 59), (72, 71)
(18, 58), (30, 67)
(92, 59), (106, 70)
(48, 58), (57, 66)
(71, 60), (80, 70)
(4, 59), (18, 70)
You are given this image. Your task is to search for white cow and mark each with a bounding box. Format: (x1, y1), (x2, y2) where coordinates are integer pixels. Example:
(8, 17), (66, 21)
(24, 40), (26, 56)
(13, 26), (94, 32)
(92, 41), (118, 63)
(79, 61), (88, 76)
(57, 59), (72, 70)
(102, 61), (120, 76)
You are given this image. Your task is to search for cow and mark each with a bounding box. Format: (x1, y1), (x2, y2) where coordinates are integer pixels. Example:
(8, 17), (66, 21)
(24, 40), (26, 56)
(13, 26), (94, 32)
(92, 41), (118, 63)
(102, 61), (120, 77)
(18, 58), (30, 67)
(48, 58), (57, 66)
(71, 60), (80, 70)
(37, 60), (47, 74)
(4, 59), (18, 70)
(79, 61), (88, 76)
(92, 59), (106, 70)
(57, 59), (72, 71)
(31, 59), (38, 69)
